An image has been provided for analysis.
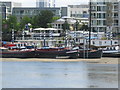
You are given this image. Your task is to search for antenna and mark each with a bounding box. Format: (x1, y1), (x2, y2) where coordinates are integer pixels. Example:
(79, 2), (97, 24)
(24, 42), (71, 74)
(49, 0), (50, 7)
(54, 0), (55, 7)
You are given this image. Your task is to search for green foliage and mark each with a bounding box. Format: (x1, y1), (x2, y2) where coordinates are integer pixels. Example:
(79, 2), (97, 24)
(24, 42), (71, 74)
(101, 37), (107, 40)
(2, 19), (8, 33)
(52, 16), (60, 22)
(20, 16), (31, 29)
(62, 21), (70, 32)
(80, 23), (88, 31)
(2, 10), (55, 33)
(31, 16), (39, 28)
(74, 20), (79, 31)
(7, 15), (17, 29)
(34, 10), (54, 28)
(15, 23), (21, 31)
(117, 35), (120, 39)
(2, 15), (18, 32)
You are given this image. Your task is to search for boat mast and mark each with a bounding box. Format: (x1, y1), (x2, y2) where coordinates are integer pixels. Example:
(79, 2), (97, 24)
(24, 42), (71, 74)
(12, 28), (14, 43)
(89, 0), (91, 49)
(43, 31), (46, 47)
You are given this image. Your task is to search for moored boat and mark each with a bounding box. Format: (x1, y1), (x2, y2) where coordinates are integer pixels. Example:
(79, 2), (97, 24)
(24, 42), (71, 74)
(78, 49), (103, 59)
(102, 46), (120, 57)
(34, 47), (79, 59)
(0, 47), (35, 58)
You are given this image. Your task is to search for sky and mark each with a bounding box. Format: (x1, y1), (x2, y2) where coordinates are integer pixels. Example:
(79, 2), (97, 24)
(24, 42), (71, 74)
(1, 0), (89, 7)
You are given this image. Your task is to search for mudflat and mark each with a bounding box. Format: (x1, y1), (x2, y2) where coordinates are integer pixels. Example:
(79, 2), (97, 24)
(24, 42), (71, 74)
(0, 57), (119, 64)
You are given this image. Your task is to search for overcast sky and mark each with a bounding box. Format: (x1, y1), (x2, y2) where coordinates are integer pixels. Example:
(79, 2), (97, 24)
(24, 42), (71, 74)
(2, 0), (89, 7)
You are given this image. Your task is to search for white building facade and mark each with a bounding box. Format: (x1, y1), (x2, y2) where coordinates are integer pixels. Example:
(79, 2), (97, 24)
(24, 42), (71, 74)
(68, 5), (89, 18)
(0, 1), (21, 19)
(90, 0), (120, 35)
(36, 0), (55, 8)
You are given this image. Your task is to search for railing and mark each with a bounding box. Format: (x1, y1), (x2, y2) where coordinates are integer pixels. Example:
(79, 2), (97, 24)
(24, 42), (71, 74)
(15, 37), (64, 41)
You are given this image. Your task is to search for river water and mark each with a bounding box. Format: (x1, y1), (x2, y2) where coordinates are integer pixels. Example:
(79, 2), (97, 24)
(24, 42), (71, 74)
(1, 59), (118, 88)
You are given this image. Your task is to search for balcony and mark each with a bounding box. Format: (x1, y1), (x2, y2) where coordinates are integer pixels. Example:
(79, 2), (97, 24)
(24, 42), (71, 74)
(113, 23), (118, 26)
(113, 16), (118, 19)
(15, 37), (64, 41)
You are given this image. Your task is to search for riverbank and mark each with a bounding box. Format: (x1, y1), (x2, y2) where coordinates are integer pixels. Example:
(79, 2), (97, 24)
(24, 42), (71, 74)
(0, 57), (119, 64)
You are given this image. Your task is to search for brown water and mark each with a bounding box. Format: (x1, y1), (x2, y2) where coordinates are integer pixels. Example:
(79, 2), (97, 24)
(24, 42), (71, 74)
(1, 58), (118, 88)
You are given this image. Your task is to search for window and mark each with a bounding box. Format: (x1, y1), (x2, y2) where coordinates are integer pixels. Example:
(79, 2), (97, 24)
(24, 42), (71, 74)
(114, 42), (117, 44)
(20, 10), (24, 14)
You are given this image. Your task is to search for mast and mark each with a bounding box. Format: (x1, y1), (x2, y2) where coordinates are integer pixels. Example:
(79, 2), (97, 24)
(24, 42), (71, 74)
(89, 0), (91, 49)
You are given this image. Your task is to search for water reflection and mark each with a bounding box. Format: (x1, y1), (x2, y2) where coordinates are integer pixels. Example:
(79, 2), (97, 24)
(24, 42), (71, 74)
(2, 61), (118, 88)
(86, 64), (118, 88)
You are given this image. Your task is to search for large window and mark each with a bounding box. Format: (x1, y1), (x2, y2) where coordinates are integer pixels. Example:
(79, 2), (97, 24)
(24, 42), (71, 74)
(97, 13), (106, 18)
(97, 6), (106, 11)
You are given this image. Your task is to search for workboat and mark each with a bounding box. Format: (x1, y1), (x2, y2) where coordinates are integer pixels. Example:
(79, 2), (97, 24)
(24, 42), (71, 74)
(72, 47), (103, 59)
(0, 46), (78, 59)
(34, 47), (79, 59)
(102, 46), (120, 57)
(0, 47), (35, 58)
(78, 49), (103, 59)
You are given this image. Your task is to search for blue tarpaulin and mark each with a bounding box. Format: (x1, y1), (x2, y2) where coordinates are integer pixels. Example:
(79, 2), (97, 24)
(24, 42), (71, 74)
(2, 41), (7, 44)
(85, 37), (98, 39)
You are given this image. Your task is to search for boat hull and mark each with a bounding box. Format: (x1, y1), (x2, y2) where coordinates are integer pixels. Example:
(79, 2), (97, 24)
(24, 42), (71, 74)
(35, 50), (78, 59)
(102, 52), (120, 58)
(78, 50), (103, 59)
(1, 49), (78, 59)
(1, 51), (35, 58)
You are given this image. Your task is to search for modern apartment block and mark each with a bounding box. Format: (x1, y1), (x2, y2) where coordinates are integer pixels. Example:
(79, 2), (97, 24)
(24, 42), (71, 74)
(60, 5), (89, 24)
(90, 0), (120, 34)
(12, 7), (61, 22)
(0, 1), (21, 19)
(68, 5), (89, 18)
(36, 0), (55, 8)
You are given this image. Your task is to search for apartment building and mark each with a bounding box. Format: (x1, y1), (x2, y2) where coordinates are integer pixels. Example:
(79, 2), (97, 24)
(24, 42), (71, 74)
(12, 7), (61, 22)
(90, 0), (119, 34)
(68, 5), (89, 18)
(0, 1), (21, 19)
(36, 0), (55, 8)
(60, 5), (89, 25)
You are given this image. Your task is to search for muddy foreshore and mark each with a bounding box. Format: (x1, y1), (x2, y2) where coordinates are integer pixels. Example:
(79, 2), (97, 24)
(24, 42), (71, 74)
(0, 57), (119, 64)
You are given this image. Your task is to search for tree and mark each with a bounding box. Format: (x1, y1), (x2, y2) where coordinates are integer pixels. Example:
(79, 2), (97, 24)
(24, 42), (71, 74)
(80, 23), (88, 31)
(37, 10), (54, 28)
(31, 16), (39, 28)
(52, 16), (60, 22)
(74, 20), (79, 31)
(20, 16), (31, 30)
(2, 19), (8, 33)
(2, 15), (18, 33)
(62, 20), (70, 33)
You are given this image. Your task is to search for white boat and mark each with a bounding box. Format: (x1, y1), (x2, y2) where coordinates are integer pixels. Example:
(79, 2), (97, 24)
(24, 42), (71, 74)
(102, 46), (120, 57)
